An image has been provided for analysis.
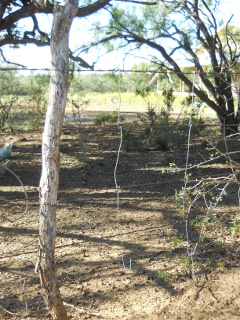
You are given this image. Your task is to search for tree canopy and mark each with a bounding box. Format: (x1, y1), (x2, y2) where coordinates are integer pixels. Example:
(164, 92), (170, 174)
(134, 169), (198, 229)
(87, 0), (240, 132)
(0, 0), (158, 68)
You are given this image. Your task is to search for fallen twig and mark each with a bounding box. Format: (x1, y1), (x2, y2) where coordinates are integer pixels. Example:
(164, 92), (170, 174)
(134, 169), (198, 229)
(63, 301), (106, 318)
(0, 304), (31, 317)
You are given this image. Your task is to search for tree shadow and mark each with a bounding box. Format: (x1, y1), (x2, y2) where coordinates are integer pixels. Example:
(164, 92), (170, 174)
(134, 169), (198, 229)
(1, 123), (240, 317)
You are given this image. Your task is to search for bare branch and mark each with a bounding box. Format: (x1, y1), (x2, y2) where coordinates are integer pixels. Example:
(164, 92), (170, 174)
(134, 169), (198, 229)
(114, 0), (159, 4)
(0, 48), (26, 68)
(69, 50), (94, 69)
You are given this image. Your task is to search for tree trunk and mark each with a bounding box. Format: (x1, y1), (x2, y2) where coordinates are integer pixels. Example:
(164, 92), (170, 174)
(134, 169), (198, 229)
(219, 112), (239, 136)
(36, 3), (78, 320)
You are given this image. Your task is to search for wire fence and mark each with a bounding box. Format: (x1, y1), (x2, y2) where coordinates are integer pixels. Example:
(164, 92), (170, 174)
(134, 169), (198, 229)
(0, 66), (240, 318)
(0, 66), (240, 75)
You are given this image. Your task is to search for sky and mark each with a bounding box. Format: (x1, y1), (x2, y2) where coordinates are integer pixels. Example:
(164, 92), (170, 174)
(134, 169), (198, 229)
(2, 0), (240, 73)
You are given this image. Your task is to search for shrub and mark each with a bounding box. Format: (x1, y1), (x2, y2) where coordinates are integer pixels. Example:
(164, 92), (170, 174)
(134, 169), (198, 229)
(94, 111), (124, 126)
(27, 74), (48, 130)
(68, 76), (89, 124)
(124, 92), (205, 151)
(0, 71), (21, 131)
(94, 112), (111, 126)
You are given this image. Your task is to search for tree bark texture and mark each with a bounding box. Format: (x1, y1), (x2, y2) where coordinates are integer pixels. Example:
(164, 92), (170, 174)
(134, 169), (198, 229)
(36, 3), (78, 320)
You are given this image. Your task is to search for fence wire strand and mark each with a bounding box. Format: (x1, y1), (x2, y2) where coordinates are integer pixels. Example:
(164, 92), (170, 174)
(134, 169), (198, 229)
(0, 67), (240, 77)
(183, 71), (198, 283)
(114, 69), (131, 271)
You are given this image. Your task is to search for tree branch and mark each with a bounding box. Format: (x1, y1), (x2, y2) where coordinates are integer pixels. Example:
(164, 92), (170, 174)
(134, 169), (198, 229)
(0, 48), (27, 67)
(69, 50), (94, 69)
(114, 0), (159, 4)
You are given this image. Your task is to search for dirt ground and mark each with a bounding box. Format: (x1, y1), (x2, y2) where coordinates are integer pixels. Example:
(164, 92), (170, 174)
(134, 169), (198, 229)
(0, 111), (240, 320)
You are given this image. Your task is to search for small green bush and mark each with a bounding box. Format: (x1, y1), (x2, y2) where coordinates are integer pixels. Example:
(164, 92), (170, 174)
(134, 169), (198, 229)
(124, 99), (205, 151)
(94, 112), (111, 125)
(94, 111), (124, 126)
(27, 74), (48, 130)
(136, 105), (181, 150)
(0, 71), (21, 131)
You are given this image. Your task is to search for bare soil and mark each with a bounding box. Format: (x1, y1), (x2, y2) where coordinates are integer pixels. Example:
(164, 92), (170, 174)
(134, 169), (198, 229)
(0, 112), (240, 320)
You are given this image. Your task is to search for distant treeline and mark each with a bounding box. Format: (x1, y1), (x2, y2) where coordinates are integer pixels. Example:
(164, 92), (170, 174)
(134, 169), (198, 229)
(0, 62), (177, 95)
(16, 71), (164, 95)
(1, 62), (197, 96)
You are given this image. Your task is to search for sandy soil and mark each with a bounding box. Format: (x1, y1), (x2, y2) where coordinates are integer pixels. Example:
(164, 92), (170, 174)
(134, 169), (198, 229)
(0, 113), (240, 319)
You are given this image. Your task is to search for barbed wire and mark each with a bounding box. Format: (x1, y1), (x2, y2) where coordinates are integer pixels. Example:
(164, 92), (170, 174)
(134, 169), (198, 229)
(0, 67), (240, 76)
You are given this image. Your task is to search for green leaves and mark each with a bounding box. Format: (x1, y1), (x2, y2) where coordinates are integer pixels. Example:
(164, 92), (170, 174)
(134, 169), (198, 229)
(173, 236), (181, 247)
(158, 271), (169, 279)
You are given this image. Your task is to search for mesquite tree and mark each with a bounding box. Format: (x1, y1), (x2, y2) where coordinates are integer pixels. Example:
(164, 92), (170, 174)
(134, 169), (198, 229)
(0, 1), (107, 319)
(0, 1), (157, 318)
(85, 0), (240, 134)
(1, 2), (108, 318)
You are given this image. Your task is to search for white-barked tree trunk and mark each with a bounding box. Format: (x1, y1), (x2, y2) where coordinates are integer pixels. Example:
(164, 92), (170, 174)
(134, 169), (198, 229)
(36, 2), (78, 319)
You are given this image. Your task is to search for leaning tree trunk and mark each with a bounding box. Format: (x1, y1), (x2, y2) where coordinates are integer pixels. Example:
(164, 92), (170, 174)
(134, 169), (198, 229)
(36, 2), (78, 320)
